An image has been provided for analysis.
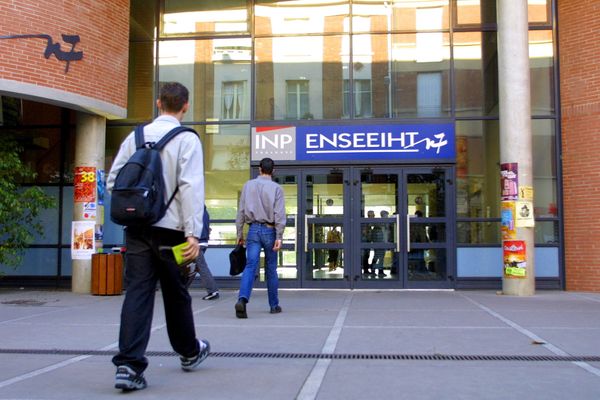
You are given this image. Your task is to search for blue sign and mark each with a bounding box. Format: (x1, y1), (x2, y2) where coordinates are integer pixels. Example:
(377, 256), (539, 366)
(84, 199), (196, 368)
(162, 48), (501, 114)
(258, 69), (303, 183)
(252, 123), (455, 162)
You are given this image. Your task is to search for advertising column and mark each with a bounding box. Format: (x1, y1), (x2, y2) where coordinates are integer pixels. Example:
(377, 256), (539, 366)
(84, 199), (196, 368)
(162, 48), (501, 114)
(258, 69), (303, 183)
(498, 0), (535, 296)
(71, 112), (106, 294)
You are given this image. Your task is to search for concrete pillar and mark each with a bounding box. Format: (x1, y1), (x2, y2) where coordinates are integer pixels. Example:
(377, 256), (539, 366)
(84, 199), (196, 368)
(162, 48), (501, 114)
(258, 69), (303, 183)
(71, 112), (106, 294)
(497, 0), (535, 296)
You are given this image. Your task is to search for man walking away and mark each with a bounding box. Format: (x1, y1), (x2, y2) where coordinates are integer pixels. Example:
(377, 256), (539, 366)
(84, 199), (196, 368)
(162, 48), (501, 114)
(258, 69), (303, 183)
(234, 157), (286, 318)
(107, 82), (210, 391)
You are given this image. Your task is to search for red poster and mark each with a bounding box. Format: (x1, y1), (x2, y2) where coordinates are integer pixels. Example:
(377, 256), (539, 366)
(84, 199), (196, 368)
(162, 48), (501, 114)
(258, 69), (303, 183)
(503, 240), (527, 278)
(74, 166), (96, 202)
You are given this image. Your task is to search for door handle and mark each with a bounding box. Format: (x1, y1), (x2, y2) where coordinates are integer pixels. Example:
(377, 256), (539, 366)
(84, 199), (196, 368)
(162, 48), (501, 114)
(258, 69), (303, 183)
(407, 214), (413, 253)
(293, 215), (297, 252)
(395, 213), (401, 252)
(304, 214), (314, 252)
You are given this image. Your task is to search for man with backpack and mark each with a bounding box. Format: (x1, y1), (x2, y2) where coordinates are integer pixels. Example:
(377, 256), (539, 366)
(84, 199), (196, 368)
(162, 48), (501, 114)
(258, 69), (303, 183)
(107, 82), (209, 391)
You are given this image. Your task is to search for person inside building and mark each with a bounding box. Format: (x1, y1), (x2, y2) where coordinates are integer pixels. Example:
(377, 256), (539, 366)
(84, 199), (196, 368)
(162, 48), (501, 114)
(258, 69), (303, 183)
(362, 209), (376, 275)
(326, 225), (342, 271)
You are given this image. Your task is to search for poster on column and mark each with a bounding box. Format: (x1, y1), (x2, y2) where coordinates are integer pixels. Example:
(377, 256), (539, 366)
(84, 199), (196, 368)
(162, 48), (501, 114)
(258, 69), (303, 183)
(515, 200), (535, 227)
(74, 166), (96, 202)
(71, 221), (95, 259)
(503, 240), (527, 278)
(500, 163), (518, 201)
(96, 169), (105, 205)
(82, 202), (97, 220)
(501, 201), (517, 240)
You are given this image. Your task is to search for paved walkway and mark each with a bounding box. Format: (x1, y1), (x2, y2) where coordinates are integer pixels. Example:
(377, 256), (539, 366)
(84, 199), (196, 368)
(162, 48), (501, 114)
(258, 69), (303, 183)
(0, 288), (599, 399)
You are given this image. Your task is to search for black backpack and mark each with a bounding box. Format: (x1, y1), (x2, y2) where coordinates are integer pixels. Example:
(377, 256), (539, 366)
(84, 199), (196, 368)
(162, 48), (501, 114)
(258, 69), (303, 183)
(110, 124), (197, 227)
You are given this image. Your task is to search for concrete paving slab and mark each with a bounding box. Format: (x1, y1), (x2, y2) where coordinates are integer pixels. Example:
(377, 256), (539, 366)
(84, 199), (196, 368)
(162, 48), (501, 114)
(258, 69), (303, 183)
(0, 288), (599, 399)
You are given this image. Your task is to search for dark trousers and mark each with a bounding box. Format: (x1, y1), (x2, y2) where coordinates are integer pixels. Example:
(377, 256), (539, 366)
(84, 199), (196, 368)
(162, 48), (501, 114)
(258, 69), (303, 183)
(111, 226), (199, 374)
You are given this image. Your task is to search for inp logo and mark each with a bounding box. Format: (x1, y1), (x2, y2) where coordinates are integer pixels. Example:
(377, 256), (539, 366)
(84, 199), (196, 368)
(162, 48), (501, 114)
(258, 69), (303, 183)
(252, 126), (296, 161)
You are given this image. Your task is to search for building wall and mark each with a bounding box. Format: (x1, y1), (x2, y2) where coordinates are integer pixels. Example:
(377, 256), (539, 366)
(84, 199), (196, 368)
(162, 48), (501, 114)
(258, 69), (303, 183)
(0, 1), (129, 118)
(559, 0), (600, 292)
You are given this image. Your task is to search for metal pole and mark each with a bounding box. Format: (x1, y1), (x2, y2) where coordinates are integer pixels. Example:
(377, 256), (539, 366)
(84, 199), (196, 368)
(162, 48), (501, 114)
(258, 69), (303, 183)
(497, 0), (535, 296)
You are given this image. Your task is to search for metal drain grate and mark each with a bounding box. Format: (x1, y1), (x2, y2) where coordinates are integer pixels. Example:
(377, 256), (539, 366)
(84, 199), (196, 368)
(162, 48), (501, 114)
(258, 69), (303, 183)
(1, 348), (599, 362)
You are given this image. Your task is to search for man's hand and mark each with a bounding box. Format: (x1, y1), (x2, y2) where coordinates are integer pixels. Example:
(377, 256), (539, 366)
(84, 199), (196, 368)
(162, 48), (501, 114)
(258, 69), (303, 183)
(183, 236), (200, 261)
(272, 239), (282, 252)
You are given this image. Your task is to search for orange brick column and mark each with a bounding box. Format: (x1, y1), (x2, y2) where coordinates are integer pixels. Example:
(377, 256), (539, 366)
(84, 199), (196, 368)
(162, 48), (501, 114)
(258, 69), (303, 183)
(559, 0), (600, 292)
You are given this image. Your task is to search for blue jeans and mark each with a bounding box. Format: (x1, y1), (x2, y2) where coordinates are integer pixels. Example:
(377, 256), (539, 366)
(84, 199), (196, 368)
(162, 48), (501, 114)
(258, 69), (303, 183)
(238, 223), (279, 308)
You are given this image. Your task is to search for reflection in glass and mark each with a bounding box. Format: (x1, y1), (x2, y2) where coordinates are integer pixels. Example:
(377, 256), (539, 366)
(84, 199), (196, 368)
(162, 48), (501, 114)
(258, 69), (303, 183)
(455, 120), (500, 218)
(454, 32), (498, 117)
(158, 38), (251, 122)
(353, 1), (450, 32)
(407, 173), (446, 217)
(361, 173), (398, 216)
(410, 223), (445, 243)
(255, 36), (347, 120)
(192, 124), (249, 219)
(408, 248), (445, 281)
(162, 0), (248, 36)
(255, 0), (349, 36)
(355, 33), (450, 118)
(455, 0), (497, 26)
(305, 173), (344, 215)
(127, 42), (155, 122)
(530, 30), (554, 115)
(260, 249), (297, 280)
(535, 220), (559, 244)
(310, 249), (344, 280)
(456, 221), (501, 244)
(455, 0), (550, 26)
(532, 120), (557, 215)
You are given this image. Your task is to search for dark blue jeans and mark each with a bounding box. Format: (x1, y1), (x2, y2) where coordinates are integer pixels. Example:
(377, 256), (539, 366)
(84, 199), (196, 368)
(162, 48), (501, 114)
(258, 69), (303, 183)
(111, 226), (200, 374)
(238, 223), (279, 308)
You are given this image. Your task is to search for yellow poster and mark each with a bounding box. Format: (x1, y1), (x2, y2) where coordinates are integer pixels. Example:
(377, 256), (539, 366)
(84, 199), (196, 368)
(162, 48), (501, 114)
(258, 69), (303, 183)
(519, 186), (534, 201)
(515, 201), (535, 227)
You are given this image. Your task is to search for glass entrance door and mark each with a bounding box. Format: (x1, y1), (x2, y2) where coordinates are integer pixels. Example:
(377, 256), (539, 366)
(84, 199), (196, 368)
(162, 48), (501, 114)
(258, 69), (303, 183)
(261, 166), (454, 289)
(350, 167), (454, 288)
(302, 169), (350, 288)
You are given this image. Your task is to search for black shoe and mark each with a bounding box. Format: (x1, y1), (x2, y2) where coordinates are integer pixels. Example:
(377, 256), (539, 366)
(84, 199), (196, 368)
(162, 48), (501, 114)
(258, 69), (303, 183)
(202, 291), (219, 300)
(270, 305), (282, 314)
(377, 270), (386, 276)
(235, 299), (247, 319)
(115, 365), (147, 391)
(180, 339), (211, 371)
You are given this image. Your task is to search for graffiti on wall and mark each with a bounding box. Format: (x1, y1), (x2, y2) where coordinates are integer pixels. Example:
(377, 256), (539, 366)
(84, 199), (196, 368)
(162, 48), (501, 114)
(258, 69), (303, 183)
(0, 34), (83, 73)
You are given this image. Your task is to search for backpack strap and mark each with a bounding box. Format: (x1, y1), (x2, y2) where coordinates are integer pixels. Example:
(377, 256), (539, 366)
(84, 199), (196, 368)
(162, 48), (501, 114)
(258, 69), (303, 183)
(133, 124), (149, 150)
(154, 125), (199, 211)
(153, 126), (198, 151)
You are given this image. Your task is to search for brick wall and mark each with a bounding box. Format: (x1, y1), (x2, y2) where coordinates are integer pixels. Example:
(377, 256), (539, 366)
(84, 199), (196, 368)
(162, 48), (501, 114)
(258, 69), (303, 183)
(0, 1), (129, 111)
(559, 0), (600, 292)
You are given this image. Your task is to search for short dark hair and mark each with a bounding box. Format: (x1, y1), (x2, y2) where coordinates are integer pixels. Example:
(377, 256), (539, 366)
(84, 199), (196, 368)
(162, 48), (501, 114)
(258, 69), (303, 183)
(259, 158), (274, 175)
(159, 82), (189, 113)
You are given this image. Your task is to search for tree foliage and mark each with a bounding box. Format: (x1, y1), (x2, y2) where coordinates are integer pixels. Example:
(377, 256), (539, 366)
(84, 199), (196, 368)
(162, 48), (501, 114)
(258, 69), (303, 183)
(0, 135), (55, 269)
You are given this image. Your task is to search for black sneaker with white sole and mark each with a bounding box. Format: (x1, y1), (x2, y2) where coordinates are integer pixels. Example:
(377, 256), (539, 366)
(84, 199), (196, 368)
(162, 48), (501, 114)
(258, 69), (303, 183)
(202, 291), (219, 300)
(180, 339), (211, 371)
(115, 365), (147, 391)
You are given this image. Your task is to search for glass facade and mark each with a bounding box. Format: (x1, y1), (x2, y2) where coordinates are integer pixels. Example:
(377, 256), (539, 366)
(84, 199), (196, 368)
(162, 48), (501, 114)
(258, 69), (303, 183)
(0, 0), (560, 287)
